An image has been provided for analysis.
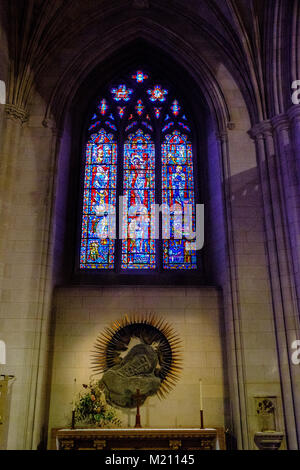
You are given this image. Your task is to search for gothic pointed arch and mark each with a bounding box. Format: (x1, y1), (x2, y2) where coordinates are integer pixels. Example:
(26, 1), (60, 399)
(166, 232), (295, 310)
(79, 68), (199, 275)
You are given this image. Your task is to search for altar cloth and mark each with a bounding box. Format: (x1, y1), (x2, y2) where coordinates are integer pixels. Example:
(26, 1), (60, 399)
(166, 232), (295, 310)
(54, 427), (223, 450)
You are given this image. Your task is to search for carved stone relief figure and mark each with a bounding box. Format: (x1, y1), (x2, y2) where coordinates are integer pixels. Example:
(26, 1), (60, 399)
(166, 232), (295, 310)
(100, 343), (161, 408)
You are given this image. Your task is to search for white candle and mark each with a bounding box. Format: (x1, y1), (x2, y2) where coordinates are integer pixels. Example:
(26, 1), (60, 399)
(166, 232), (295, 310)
(199, 379), (203, 410)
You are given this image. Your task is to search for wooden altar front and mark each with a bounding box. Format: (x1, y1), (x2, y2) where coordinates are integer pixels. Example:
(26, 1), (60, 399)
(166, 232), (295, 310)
(54, 428), (225, 451)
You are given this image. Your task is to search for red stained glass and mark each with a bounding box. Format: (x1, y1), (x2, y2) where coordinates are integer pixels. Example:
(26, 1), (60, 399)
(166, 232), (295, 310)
(132, 70), (148, 83)
(147, 85), (168, 102)
(111, 84), (133, 102)
(121, 129), (156, 270)
(161, 131), (197, 269)
(80, 129), (117, 269)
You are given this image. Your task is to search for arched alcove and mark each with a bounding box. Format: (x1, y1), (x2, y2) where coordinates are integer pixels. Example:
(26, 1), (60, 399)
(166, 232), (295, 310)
(0, 0), (299, 451)
(46, 37), (234, 444)
(51, 39), (229, 287)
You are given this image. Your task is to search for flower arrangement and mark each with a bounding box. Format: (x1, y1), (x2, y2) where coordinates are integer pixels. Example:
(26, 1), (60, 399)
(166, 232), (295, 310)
(73, 378), (122, 428)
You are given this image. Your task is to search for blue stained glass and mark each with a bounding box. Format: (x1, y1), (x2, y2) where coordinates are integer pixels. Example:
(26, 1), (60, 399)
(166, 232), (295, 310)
(147, 85), (168, 102)
(154, 108), (161, 118)
(80, 129), (117, 269)
(162, 122), (174, 132)
(135, 99), (144, 115)
(111, 84), (133, 101)
(121, 129), (156, 269)
(132, 71), (148, 83)
(171, 100), (180, 116)
(105, 121), (117, 131)
(81, 72), (197, 273)
(162, 131), (197, 270)
(118, 106), (126, 118)
(98, 99), (108, 115)
(178, 122), (191, 132)
(125, 121), (137, 132)
(88, 121), (101, 131)
(142, 121), (153, 131)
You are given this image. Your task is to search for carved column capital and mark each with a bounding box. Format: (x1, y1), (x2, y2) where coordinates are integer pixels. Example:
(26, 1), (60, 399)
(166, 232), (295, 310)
(249, 120), (273, 140)
(287, 104), (300, 124)
(4, 104), (29, 124)
(227, 121), (235, 130)
(42, 117), (63, 139)
(248, 123), (263, 140)
(215, 131), (228, 143)
(271, 114), (290, 133)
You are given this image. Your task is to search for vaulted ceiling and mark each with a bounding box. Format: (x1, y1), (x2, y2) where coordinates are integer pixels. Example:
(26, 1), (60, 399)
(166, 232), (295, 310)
(0, 0), (298, 125)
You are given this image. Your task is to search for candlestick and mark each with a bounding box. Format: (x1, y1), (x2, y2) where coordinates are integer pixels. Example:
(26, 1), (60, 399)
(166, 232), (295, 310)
(72, 378), (76, 411)
(200, 409), (204, 429)
(133, 388), (142, 428)
(199, 379), (203, 410)
(71, 410), (75, 429)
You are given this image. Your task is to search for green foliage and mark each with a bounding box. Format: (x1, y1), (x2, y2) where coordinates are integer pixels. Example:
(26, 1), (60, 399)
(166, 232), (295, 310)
(73, 378), (122, 428)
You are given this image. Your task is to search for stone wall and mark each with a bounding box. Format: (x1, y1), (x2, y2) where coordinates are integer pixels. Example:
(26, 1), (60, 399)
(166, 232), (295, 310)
(47, 286), (226, 446)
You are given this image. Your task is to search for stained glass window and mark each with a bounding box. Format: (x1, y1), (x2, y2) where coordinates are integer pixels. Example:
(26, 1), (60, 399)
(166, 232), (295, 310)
(98, 99), (108, 115)
(111, 84), (133, 101)
(178, 122), (191, 132)
(121, 130), (156, 270)
(80, 129), (117, 269)
(147, 85), (168, 102)
(162, 131), (197, 269)
(171, 100), (180, 116)
(162, 122), (174, 132)
(118, 106), (125, 118)
(135, 99), (144, 115)
(154, 107), (161, 118)
(88, 121), (101, 131)
(132, 70), (148, 83)
(80, 70), (198, 273)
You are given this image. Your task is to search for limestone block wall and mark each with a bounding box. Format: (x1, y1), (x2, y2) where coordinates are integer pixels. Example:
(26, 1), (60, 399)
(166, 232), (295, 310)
(47, 286), (226, 447)
(0, 90), (57, 450)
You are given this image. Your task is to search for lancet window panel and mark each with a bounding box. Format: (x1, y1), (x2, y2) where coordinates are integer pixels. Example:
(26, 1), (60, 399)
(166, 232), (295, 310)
(161, 131), (197, 270)
(122, 130), (156, 270)
(80, 130), (117, 269)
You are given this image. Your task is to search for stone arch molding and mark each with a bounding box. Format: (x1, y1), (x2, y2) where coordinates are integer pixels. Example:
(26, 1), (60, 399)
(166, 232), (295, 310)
(43, 19), (253, 449)
(42, 17), (233, 135)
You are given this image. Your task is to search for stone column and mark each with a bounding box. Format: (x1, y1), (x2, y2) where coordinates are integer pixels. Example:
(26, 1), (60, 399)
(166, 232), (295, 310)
(272, 113), (300, 314)
(287, 105), (300, 177)
(250, 121), (300, 449)
(215, 131), (249, 449)
(0, 105), (28, 281)
(0, 103), (62, 449)
(25, 122), (63, 450)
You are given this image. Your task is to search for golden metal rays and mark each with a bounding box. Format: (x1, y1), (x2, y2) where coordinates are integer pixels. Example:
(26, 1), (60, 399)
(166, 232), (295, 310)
(91, 312), (183, 400)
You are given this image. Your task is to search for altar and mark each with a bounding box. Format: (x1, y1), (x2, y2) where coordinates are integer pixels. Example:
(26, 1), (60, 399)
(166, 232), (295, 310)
(53, 428), (225, 450)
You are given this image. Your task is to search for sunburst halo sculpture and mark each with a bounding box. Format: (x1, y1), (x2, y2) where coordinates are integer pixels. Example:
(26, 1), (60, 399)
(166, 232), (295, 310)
(91, 312), (183, 400)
